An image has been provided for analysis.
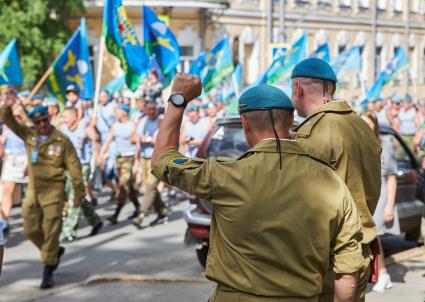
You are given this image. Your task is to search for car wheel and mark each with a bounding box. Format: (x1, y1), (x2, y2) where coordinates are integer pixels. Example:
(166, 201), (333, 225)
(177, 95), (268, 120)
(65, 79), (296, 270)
(196, 244), (209, 269)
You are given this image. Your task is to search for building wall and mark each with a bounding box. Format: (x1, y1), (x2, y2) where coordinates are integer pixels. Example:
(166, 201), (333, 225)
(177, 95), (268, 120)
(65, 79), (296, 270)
(78, 0), (425, 100)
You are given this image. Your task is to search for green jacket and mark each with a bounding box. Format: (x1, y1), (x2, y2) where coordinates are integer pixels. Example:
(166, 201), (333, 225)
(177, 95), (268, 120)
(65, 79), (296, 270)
(153, 139), (363, 299)
(294, 101), (381, 244)
(0, 106), (84, 205)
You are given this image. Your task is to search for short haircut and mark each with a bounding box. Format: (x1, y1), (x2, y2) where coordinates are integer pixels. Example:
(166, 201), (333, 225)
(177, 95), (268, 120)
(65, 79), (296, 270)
(297, 77), (335, 95)
(242, 109), (293, 133)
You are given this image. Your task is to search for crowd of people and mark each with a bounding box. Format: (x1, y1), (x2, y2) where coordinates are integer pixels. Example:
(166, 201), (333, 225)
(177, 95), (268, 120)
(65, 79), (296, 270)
(0, 62), (423, 297)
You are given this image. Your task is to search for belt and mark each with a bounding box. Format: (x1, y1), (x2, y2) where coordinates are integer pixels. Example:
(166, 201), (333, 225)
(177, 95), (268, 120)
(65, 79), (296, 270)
(117, 152), (135, 158)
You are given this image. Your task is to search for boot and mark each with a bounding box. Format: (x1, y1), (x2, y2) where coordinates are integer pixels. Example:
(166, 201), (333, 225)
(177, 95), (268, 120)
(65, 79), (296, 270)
(127, 199), (140, 219)
(40, 265), (55, 289)
(89, 221), (103, 236)
(107, 206), (122, 225)
(149, 208), (169, 226)
(52, 246), (66, 271)
(132, 214), (144, 229)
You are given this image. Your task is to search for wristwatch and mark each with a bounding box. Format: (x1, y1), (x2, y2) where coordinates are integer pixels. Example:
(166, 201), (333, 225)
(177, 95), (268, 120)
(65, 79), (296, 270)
(168, 93), (187, 107)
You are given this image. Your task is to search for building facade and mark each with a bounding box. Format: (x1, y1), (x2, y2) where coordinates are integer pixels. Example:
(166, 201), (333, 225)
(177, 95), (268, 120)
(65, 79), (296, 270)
(77, 0), (425, 100)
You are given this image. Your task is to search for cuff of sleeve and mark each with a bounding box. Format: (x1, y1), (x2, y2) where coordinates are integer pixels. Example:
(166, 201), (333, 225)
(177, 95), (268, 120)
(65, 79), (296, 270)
(332, 246), (364, 274)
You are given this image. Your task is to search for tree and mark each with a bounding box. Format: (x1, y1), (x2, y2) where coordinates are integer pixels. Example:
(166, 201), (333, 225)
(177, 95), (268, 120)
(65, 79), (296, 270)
(0, 0), (85, 87)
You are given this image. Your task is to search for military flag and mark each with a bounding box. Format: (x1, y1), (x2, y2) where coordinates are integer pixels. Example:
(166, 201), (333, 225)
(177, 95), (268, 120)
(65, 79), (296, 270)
(202, 39), (235, 93)
(257, 33), (306, 85)
(365, 47), (408, 101)
(103, 0), (151, 92)
(0, 39), (23, 85)
(47, 18), (94, 103)
(143, 5), (180, 84)
(310, 43), (330, 62)
(189, 51), (207, 80)
(330, 46), (361, 76)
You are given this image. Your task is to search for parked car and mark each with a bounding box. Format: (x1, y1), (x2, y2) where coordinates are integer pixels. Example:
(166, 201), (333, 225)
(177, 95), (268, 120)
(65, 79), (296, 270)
(184, 116), (425, 268)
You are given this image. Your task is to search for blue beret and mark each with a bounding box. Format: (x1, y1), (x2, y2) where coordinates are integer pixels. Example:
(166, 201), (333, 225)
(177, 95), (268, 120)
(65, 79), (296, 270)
(238, 85), (295, 113)
(28, 106), (48, 119)
(187, 105), (200, 112)
(66, 84), (79, 93)
(44, 97), (59, 107)
(32, 93), (44, 101)
(405, 94), (412, 102)
(291, 58), (337, 83)
(18, 90), (30, 98)
(117, 103), (130, 114)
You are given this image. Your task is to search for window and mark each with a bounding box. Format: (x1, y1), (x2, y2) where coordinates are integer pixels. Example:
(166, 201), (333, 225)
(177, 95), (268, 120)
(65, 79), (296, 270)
(358, 0), (369, 9)
(180, 46), (194, 73)
(339, 0), (352, 8)
(317, 0), (332, 9)
(375, 46), (383, 79)
(338, 45), (347, 54)
(393, 0), (403, 14)
(393, 47), (401, 85)
(411, 0), (420, 13)
(294, 0), (310, 7)
(377, 0), (387, 11)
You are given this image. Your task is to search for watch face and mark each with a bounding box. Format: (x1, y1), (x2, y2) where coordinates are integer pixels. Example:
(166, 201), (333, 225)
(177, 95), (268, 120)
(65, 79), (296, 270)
(171, 94), (185, 106)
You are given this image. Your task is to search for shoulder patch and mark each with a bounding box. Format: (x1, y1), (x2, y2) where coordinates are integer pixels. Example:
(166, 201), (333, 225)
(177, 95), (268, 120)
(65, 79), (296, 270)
(168, 156), (192, 166)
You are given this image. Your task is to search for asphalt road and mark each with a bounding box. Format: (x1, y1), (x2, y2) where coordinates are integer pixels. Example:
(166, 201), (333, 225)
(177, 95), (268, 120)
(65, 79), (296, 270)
(1, 190), (424, 302)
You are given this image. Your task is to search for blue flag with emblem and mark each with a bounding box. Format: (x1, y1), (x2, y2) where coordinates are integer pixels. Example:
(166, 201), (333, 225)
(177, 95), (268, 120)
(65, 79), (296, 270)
(143, 5), (180, 81)
(189, 51), (207, 80)
(103, 0), (151, 92)
(47, 18), (94, 103)
(331, 46), (361, 75)
(310, 43), (330, 62)
(364, 47), (408, 101)
(202, 38), (235, 93)
(257, 33), (306, 85)
(0, 39), (23, 85)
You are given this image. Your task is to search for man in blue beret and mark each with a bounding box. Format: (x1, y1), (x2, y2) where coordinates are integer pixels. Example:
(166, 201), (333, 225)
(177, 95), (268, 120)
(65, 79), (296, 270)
(0, 96), (84, 289)
(150, 73), (363, 301)
(291, 58), (382, 302)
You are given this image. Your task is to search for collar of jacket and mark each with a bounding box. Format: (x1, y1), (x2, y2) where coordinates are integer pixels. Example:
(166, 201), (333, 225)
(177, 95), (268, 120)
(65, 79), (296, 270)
(293, 101), (353, 134)
(239, 139), (308, 158)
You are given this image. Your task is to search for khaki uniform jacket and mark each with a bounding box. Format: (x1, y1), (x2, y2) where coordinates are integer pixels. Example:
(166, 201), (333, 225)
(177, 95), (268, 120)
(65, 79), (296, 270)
(153, 139), (363, 299)
(294, 101), (381, 244)
(0, 106), (84, 205)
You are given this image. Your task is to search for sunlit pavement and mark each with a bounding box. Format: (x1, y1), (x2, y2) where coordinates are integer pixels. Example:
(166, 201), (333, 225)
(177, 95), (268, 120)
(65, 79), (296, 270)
(0, 191), (423, 302)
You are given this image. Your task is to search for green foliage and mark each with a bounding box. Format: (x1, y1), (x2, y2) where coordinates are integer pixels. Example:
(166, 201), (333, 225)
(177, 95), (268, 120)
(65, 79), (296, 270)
(0, 0), (85, 86)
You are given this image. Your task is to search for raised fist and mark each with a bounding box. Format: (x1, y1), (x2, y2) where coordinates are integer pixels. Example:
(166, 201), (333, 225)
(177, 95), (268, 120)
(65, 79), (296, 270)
(171, 73), (202, 102)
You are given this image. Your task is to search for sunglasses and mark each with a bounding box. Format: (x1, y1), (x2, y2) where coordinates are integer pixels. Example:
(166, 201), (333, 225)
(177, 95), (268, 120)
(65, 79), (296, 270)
(33, 116), (50, 125)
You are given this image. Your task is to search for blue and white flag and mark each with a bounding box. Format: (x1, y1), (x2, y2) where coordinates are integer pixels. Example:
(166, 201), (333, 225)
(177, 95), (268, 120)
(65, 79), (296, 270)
(331, 46), (361, 75)
(0, 39), (23, 85)
(310, 43), (330, 62)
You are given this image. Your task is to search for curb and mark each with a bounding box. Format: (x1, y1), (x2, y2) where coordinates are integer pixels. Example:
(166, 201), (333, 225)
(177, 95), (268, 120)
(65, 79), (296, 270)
(385, 246), (425, 266)
(84, 273), (211, 286)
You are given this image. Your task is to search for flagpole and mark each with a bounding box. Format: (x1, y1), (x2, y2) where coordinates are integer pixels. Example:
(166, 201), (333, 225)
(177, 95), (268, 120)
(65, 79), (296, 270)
(28, 67), (53, 100)
(92, 36), (105, 118)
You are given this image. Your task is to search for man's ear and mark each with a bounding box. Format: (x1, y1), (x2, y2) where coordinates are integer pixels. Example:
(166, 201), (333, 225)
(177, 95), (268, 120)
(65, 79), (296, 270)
(241, 114), (250, 133)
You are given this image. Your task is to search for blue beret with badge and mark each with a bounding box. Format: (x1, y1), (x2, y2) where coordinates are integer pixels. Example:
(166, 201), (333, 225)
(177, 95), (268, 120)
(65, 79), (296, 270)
(238, 85), (295, 113)
(44, 97), (59, 107)
(66, 84), (79, 93)
(291, 58), (337, 83)
(28, 105), (48, 120)
(18, 90), (30, 98)
(117, 103), (130, 114)
(32, 93), (44, 101)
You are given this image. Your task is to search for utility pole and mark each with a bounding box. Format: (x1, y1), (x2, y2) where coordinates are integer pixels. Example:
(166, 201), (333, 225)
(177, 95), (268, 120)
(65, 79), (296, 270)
(267, 0), (273, 44)
(371, 0), (377, 83)
(278, 0), (286, 42)
(404, 0), (410, 96)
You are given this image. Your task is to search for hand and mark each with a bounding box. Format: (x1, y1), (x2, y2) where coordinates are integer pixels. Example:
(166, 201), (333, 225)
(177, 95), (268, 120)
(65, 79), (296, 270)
(74, 198), (83, 208)
(171, 73), (202, 103)
(384, 205), (394, 224)
(2, 92), (17, 107)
